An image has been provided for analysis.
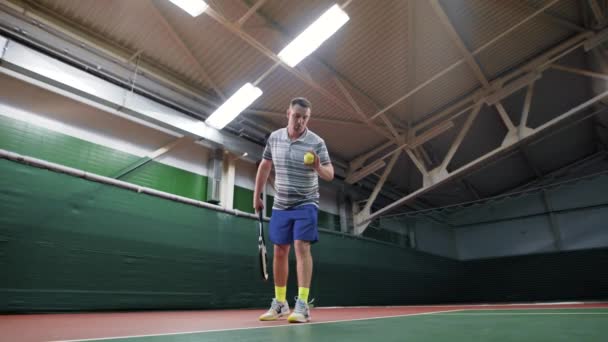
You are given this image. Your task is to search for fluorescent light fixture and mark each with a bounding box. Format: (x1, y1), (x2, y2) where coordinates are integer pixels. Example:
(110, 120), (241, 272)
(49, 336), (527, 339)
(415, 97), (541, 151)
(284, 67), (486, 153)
(205, 83), (263, 130)
(278, 4), (349, 67)
(168, 0), (208, 17)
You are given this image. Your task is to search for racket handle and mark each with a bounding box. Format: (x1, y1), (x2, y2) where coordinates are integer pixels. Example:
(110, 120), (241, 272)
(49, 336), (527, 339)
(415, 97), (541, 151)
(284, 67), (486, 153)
(258, 210), (263, 222)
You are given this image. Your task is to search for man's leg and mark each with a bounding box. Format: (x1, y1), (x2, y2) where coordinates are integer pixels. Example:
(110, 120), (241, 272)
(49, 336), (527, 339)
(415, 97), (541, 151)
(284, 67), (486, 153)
(294, 240), (312, 299)
(273, 244), (290, 301)
(260, 248), (291, 321)
(288, 205), (317, 323)
(260, 210), (292, 321)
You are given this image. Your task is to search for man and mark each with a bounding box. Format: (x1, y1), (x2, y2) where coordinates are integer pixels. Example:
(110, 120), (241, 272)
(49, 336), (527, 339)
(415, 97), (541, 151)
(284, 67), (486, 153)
(255, 133), (276, 191)
(253, 97), (334, 323)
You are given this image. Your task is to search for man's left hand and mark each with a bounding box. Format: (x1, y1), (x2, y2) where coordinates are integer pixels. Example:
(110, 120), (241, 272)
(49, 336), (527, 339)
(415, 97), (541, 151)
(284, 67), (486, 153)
(306, 150), (321, 171)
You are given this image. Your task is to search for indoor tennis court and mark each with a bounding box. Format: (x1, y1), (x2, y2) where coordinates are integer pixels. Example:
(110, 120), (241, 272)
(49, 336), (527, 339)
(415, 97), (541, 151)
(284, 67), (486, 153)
(1, 0), (608, 341)
(1, 303), (607, 341)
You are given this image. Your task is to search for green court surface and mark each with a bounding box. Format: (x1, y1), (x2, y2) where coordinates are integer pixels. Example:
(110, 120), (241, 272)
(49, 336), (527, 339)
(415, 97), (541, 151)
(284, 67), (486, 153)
(72, 308), (608, 342)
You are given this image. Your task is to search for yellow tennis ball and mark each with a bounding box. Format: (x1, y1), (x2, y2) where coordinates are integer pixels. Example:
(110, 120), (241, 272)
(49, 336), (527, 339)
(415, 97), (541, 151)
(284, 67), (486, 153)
(303, 152), (315, 165)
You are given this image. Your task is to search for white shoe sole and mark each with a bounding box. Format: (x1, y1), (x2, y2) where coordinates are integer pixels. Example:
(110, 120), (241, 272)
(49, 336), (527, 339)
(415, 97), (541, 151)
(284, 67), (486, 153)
(288, 315), (310, 323)
(259, 312), (290, 321)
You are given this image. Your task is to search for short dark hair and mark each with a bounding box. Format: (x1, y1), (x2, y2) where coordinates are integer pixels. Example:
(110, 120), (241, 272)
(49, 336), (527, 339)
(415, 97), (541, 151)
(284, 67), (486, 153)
(290, 97), (311, 110)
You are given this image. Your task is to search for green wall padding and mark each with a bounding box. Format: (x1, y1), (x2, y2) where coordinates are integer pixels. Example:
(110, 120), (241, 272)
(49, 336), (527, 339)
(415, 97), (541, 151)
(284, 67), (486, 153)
(233, 186), (254, 214)
(0, 115), (137, 176)
(2, 159), (607, 312)
(318, 210), (340, 231)
(0, 114), (208, 202)
(0, 159), (460, 312)
(362, 227), (403, 245)
(121, 161), (207, 202)
(265, 195), (274, 218)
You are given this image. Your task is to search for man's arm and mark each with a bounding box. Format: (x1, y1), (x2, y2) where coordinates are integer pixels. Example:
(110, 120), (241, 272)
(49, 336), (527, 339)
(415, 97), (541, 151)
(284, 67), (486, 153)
(253, 158), (273, 211)
(310, 151), (333, 181)
(315, 162), (334, 181)
(312, 140), (333, 181)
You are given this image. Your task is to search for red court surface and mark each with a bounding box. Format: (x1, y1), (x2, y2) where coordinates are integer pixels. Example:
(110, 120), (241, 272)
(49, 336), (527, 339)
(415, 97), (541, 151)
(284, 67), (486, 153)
(2, 302), (607, 342)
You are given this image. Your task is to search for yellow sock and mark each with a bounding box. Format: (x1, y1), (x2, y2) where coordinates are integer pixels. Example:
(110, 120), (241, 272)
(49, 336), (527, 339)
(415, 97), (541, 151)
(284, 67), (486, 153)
(275, 286), (287, 302)
(298, 287), (310, 302)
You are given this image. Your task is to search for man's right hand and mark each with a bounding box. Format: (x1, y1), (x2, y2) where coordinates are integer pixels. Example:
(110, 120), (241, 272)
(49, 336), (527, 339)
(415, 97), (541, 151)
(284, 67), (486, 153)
(254, 196), (264, 213)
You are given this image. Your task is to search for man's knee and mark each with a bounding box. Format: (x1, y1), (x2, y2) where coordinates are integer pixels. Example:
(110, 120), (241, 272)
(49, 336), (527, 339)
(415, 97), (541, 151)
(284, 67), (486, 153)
(294, 240), (311, 257)
(274, 244), (290, 258)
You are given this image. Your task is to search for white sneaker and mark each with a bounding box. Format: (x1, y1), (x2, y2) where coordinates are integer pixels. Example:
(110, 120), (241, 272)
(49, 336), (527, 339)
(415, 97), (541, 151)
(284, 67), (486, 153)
(288, 297), (311, 323)
(259, 298), (290, 321)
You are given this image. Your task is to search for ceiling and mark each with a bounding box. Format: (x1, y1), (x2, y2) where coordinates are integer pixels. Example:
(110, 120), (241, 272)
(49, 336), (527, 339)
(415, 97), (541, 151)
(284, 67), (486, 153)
(1, 0), (607, 218)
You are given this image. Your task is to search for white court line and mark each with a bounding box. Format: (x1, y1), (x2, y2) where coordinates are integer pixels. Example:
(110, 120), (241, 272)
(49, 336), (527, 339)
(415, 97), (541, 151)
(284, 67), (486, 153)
(316, 301), (607, 309)
(475, 302), (586, 306)
(437, 307), (608, 312)
(435, 313), (608, 316)
(50, 309), (464, 342)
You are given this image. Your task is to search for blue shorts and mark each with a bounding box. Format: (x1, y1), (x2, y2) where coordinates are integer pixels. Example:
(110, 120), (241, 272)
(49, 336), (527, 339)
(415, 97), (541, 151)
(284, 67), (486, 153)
(269, 204), (319, 245)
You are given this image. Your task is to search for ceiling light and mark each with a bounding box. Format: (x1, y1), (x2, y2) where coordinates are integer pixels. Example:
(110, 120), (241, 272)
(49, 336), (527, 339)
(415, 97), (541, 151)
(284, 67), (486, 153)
(205, 83), (263, 130)
(168, 0), (208, 17)
(278, 4), (349, 67)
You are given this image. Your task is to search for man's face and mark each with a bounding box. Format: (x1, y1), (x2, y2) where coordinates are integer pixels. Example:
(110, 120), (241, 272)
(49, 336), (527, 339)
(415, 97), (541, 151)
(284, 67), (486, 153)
(287, 104), (310, 135)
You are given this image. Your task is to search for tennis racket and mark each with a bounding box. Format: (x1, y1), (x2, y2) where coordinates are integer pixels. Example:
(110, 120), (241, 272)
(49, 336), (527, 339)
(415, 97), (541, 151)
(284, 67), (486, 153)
(258, 211), (269, 281)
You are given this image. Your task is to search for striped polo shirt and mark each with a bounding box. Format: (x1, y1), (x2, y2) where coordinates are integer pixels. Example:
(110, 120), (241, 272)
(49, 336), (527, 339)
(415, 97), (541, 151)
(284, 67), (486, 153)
(263, 128), (331, 210)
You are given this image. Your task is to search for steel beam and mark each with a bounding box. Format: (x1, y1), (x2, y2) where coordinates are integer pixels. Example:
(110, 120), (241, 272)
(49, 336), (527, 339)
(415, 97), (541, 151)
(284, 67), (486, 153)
(345, 159), (386, 184)
(368, 0), (561, 122)
(346, 120), (453, 184)
(147, 1), (225, 100)
(363, 150), (401, 214)
(439, 104), (482, 171)
(522, 2), (586, 33)
(236, 0), (267, 27)
(550, 64), (608, 80)
(429, 0), (489, 87)
(415, 147), (433, 169)
(334, 77), (365, 117)
(349, 141), (396, 172)
(584, 27), (608, 51)
(359, 31), (594, 180)
(354, 151), (416, 234)
(503, 81), (537, 147)
(521, 83), (535, 130)
(350, 0), (572, 192)
(406, 149), (428, 177)
(495, 103), (517, 132)
(431, 0), (517, 134)
(484, 72), (541, 106)
(587, 0), (606, 26)
(372, 120), (455, 168)
(366, 91), (608, 222)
